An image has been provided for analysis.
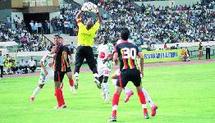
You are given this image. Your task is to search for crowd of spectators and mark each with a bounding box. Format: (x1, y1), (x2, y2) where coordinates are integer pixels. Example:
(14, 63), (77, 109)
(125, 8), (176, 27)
(29, 20), (51, 34)
(0, 53), (37, 76)
(0, 15), (50, 52)
(49, 2), (101, 36)
(50, 3), (81, 36)
(95, 0), (215, 45)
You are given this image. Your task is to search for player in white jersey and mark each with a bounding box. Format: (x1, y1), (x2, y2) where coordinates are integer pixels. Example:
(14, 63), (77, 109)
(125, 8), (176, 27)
(97, 38), (113, 102)
(30, 49), (54, 102)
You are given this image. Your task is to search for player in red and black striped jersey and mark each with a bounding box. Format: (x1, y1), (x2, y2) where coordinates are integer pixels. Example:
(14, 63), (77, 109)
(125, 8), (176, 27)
(109, 28), (149, 122)
(53, 35), (75, 109)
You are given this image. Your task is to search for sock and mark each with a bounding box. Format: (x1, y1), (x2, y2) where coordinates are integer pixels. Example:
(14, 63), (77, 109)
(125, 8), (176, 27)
(142, 88), (154, 107)
(112, 92), (120, 118)
(93, 73), (99, 78)
(74, 72), (79, 80)
(103, 76), (109, 97)
(55, 88), (65, 107)
(101, 83), (105, 92)
(69, 79), (74, 87)
(32, 86), (41, 97)
(138, 90), (147, 113)
(102, 83), (109, 100)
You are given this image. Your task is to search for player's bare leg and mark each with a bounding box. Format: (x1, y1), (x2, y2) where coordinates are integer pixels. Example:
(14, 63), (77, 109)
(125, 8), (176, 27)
(30, 84), (44, 102)
(109, 86), (123, 122)
(74, 72), (79, 89)
(136, 86), (149, 119)
(66, 72), (76, 94)
(30, 75), (48, 102)
(124, 87), (134, 103)
(142, 88), (158, 117)
(101, 75), (110, 103)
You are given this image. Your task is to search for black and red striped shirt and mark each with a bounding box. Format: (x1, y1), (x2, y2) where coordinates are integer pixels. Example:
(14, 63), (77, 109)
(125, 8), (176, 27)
(114, 40), (139, 70)
(54, 45), (70, 72)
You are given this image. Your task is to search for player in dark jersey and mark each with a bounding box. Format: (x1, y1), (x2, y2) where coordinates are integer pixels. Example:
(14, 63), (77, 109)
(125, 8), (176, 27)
(109, 28), (149, 122)
(53, 36), (75, 109)
(58, 37), (76, 93)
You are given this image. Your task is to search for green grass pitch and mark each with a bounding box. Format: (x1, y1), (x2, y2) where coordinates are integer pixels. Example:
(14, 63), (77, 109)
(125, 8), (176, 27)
(0, 62), (215, 123)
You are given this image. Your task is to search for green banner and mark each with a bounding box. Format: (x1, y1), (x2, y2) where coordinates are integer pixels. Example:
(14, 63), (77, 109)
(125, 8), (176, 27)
(143, 49), (181, 63)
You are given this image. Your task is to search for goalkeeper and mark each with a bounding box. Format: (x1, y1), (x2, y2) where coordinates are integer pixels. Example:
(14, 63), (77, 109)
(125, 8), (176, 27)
(74, 5), (102, 89)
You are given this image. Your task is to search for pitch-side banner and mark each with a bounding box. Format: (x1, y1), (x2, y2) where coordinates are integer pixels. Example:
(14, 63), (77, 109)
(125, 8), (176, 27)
(143, 50), (181, 63)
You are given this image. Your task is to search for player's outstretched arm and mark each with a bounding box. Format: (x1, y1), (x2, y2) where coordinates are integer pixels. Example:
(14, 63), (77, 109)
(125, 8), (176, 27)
(113, 52), (118, 65)
(138, 52), (144, 77)
(62, 51), (70, 68)
(76, 10), (83, 21)
(96, 11), (102, 24)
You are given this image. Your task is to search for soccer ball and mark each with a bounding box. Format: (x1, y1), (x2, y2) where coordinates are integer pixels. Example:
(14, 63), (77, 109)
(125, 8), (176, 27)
(81, 2), (98, 13)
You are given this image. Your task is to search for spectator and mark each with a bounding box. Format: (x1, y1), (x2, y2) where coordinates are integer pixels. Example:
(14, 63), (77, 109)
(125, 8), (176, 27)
(38, 22), (42, 33)
(19, 59), (28, 74)
(198, 41), (203, 60)
(29, 20), (35, 33)
(28, 57), (37, 72)
(164, 43), (168, 50)
(180, 47), (190, 62)
(3, 54), (12, 74)
(11, 58), (18, 74)
(206, 41), (211, 59)
(35, 21), (39, 34)
(43, 20), (50, 34)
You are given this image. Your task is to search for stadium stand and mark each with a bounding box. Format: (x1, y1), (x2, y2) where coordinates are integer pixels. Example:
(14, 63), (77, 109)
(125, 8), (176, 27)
(96, 0), (215, 45)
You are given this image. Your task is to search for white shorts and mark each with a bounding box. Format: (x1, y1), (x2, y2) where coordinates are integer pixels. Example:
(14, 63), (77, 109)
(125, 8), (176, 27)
(98, 65), (111, 77)
(38, 74), (48, 85)
(38, 70), (54, 85)
(47, 69), (54, 80)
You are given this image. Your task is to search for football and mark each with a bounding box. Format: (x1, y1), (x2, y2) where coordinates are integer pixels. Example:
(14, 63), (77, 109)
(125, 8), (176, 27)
(81, 2), (98, 13)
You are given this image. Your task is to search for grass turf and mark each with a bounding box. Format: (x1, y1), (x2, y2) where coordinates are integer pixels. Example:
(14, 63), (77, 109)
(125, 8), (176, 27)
(0, 62), (215, 123)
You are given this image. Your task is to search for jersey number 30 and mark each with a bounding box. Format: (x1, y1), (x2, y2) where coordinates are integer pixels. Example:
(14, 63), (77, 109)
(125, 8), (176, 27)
(121, 48), (136, 59)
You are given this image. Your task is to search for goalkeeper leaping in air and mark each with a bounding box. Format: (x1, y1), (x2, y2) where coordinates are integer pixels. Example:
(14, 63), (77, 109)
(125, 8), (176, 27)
(74, 5), (102, 89)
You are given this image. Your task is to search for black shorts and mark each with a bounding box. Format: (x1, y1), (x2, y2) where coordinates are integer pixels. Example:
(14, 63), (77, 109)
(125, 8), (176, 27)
(74, 46), (97, 73)
(54, 71), (66, 82)
(116, 69), (141, 88)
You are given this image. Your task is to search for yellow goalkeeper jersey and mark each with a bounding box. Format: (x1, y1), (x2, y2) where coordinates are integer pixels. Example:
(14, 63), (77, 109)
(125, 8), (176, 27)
(77, 19), (100, 47)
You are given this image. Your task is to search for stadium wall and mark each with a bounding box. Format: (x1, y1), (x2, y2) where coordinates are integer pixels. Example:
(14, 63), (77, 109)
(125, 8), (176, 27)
(73, 0), (85, 5)
(0, 9), (12, 21)
(0, 0), (11, 10)
(149, 41), (215, 50)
